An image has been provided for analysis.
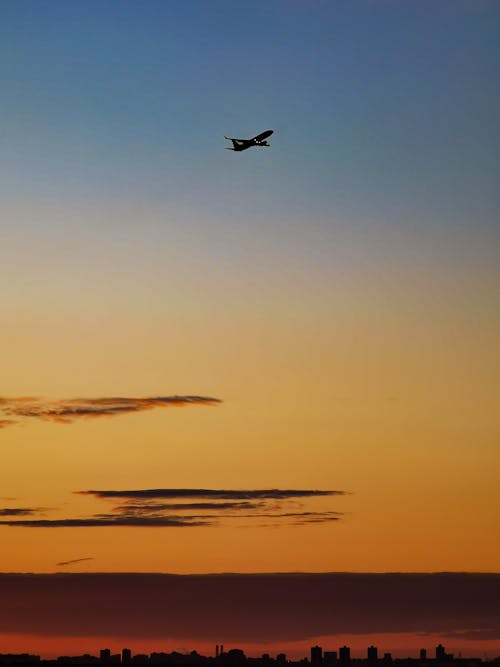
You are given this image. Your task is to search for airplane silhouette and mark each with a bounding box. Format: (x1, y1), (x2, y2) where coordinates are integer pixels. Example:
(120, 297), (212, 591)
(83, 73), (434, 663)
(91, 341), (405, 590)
(224, 129), (273, 151)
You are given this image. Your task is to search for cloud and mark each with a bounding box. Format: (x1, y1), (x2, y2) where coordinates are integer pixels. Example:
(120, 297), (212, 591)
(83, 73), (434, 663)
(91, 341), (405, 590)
(0, 573), (498, 642)
(0, 508), (39, 517)
(57, 557), (95, 567)
(80, 489), (344, 500)
(0, 516), (212, 528)
(113, 501), (266, 513)
(0, 395), (222, 426)
(97, 488), (346, 527)
(0, 488), (346, 529)
(0, 511), (341, 529)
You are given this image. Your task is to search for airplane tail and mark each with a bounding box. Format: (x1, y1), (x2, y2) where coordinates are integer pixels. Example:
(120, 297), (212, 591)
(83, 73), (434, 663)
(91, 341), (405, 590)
(224, 138), (241, 151)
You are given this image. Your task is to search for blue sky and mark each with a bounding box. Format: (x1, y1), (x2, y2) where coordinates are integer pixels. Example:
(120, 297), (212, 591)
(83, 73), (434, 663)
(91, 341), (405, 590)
(1, 0), (498, 229)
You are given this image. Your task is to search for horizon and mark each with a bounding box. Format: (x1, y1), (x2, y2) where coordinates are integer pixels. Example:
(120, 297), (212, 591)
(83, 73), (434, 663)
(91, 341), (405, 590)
(0, 642), (496, 662)
(2, 570), (500, 575)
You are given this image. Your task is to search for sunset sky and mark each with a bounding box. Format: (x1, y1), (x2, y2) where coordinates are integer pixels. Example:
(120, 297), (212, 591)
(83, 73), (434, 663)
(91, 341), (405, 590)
(1, 0), (499, 659)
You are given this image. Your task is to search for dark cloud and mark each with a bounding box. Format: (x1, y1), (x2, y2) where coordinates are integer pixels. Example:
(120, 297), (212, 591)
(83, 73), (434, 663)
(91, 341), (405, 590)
(113, 501), (266, 513)
(80, 489), (344, 500)
(0, 508), (39, 517)
(203, 511), (341, 521)
(111, 503), (342, 524)
(0, 512), (340, 529)
(57, 557), (95, 567)
(96, 489), (346, 527)
(0, 516), (212, 528)
(0, 395), (222, 426)
(0, 573), (498, 641)
(277, 512), (342, 524)
(0, 488), (346, 529)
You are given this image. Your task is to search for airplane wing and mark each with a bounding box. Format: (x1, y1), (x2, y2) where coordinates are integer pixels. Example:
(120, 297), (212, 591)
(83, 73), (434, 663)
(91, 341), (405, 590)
(224, 136), (245, 142)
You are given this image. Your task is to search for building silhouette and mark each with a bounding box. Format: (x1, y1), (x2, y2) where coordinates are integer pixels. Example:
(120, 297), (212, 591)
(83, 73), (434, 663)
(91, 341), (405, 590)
(436, 647), (446, 662)
(311, 648), (323, 665)
(339, 647), (351, 665)
(0, 642), (494, 667)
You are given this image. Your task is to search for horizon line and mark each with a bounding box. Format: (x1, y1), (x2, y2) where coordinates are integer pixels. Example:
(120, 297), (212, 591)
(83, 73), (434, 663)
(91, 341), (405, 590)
(2, 570), (499, 576)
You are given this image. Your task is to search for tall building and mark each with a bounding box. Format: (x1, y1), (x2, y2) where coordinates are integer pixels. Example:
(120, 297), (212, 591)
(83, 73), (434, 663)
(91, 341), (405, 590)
(420, 650), (427, 661)
(436, 645), (446, 661)
(368, 646), (378, 664)
(311, 646), (323, 665)
(121, 649), (131, 665)
(100, 649), (111, 664)
(339, 647), (350, 664)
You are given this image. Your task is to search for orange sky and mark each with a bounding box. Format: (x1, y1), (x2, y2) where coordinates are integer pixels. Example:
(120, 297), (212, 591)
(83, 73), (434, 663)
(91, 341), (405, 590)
(1, 207), (499, 573)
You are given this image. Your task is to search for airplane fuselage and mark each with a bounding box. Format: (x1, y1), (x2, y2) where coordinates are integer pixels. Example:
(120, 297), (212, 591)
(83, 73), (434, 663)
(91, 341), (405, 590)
(230, 139), (269, 151)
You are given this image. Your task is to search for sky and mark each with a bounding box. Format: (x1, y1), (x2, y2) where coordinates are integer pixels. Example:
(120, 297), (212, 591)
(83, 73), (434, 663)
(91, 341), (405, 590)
(0, 0), (499, 659)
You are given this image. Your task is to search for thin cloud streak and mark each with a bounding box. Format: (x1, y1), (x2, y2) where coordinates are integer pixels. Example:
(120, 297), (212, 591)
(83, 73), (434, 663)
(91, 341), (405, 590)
(57, 557), (95, 567)
(0, 395), (222, 426)
(114, 501), (266, 512)
(0, 512), (341, 529)
(0, 516), (212, 528)
(0, 508), (39, 517)
(80, 489), (344, 500)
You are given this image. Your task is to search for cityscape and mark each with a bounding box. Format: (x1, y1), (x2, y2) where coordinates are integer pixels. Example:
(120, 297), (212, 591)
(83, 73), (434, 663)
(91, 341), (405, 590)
(1, 644), (498, 667)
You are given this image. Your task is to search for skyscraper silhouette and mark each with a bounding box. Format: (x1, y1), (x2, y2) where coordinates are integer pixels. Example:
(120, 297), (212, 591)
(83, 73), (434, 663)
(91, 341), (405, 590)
(436, 645), (446, 661)
(311, 647), (323, 665)
(100, 649), (111, 664)
(339, 647), (351, 664)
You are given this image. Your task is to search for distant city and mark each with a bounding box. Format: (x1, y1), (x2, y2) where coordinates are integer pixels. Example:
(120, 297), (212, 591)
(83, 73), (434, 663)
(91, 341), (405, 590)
(1, 644), (499, 667)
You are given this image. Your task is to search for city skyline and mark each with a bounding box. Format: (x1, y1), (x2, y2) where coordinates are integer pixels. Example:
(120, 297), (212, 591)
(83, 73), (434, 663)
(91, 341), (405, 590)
(1, 573), (499, 659)
(0, 641), (497, 664)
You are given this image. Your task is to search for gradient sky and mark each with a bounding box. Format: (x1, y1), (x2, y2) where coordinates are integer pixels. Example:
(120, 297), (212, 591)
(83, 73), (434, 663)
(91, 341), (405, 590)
(1, 0), (499, 658)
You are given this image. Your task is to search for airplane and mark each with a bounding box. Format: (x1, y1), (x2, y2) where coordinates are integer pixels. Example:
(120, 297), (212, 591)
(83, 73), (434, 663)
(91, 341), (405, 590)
(224, 129), (273, 151)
